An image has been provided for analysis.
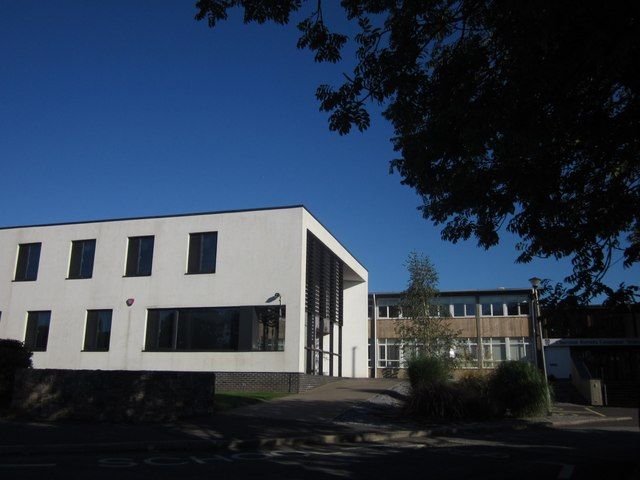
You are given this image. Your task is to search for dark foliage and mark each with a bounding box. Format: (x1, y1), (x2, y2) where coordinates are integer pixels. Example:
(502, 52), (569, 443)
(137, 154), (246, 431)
(407, 372), (500, 421)
(540, 280), (639, 337)
(490, 361), (550, 417)
(457, 371), (499, 420)
(405, 380), (465, 421)
(195, 1), (640, 299)
(0, 339), (33, 407)
(406, 356), (451, 389)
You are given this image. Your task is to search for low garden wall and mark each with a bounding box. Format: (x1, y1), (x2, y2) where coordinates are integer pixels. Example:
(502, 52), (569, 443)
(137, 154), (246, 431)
(11, 369), (216, 422)
(214, 372), (339, 393)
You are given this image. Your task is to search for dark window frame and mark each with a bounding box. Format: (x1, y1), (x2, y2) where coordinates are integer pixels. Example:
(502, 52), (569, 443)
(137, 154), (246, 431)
(187, 231), (217, 274)
(14, 243), (42, 282)
(145, 307), (240, 352)
(83, 309), (112, 351)
(125, 235), (154, 277)
(25, 310), (51, 352)
(144, 306), (285, 352)
(68, 239), (96, 279)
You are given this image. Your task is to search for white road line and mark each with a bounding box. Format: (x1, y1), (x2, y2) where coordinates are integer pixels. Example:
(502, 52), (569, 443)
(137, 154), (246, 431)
(584, 407), (606, 417)
(557, 464), (575, 479)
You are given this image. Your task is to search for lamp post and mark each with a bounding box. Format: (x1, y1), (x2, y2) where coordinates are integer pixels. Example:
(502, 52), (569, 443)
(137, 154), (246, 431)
(529, 277), (551, 407)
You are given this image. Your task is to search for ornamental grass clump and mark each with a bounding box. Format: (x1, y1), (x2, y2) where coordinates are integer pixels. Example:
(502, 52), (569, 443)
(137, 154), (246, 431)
(489, 361), (550, 417)
(405, 379), (465, 421)
(457, 371), (499, 420)
(406, 356), (451, 389)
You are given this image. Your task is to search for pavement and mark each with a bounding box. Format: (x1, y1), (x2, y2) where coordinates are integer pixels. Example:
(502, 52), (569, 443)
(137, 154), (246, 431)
(0, 378), (637, 457)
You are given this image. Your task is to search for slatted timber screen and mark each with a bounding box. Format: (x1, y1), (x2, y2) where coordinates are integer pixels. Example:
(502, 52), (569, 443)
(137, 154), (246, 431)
(305, 231), (344, 375)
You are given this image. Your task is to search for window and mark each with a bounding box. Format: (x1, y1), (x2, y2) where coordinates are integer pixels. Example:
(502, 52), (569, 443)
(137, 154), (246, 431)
(480, 299), (505, 316)
(388, 305), (401, 318)
(506, 299), (531, 315)
(15, 243), (41, 281)
(145, 306), (286, 352)
(482, 337), (532, 367)
(187, 232), (217, 274)
(125, 236), (154, 276)
(506, 301), (519, 316)
(482, 337), (507, 367)
(452, 302), (477, 317)
(84, 310), (112, 351)
(68, 239), (96, 279)
(25, 311), (51, 351)
(377, 299), (401, 318)
(377, 339), (401, 368)
(453, 338), (479, 367)
(251, 306), (286, 351)
(508, 337), (532, 362)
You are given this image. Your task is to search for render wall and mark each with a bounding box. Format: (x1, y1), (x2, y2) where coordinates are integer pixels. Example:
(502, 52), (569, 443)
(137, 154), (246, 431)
(0, 208), (306, 373)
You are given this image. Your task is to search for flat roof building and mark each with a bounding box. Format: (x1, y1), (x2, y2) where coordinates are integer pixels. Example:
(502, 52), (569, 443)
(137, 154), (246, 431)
(368, 289), (536, 377)
(0, 206), (369, 390)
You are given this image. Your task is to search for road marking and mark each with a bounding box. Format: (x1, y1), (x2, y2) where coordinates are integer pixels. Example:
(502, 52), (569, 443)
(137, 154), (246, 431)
(558, 464), (575, 479)
(0, 463), (56, 468)
(584, 407), (606, 417)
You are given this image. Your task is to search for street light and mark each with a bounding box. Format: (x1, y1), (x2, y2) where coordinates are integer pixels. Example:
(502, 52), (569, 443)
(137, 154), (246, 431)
(529, 276), (551, 408)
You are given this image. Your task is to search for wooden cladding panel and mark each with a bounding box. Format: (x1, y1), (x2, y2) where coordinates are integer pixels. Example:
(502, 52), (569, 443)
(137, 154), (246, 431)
(375, 316), (530, 339)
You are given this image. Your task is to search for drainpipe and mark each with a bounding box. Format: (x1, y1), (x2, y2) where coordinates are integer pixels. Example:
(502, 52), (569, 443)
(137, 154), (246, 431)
(475, 295), (482, 369)
(371, 293), (377, 378)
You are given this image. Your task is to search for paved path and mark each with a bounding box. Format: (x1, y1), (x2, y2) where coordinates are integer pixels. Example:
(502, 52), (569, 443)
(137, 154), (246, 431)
(1, 378), (404, 454)
(224, 378), (402, 422)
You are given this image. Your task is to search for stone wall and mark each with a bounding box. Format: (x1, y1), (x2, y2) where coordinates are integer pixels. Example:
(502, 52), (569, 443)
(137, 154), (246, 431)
(12, 369), (216, 422)
(214, 372), (340, 393)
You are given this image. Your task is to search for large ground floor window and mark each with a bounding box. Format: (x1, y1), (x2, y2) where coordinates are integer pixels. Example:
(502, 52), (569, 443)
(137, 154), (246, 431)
(372, 337), (532, 369)
(482, 337), (532, 367)
(145, 305), (285, 352)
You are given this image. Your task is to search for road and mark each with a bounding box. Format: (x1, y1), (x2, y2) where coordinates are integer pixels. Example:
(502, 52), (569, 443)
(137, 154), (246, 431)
(1, 422), (638, 479)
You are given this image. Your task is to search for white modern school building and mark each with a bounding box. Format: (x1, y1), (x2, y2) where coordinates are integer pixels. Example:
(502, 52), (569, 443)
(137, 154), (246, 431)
(0, 206), (369, 379)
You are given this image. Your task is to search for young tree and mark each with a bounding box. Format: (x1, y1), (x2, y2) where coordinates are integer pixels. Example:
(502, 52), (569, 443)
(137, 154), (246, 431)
(396, 252), (459, 362)
(195, 1), (640, 300)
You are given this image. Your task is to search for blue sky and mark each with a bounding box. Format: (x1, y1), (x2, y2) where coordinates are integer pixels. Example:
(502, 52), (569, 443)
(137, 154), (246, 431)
(1, 1), (637, 296)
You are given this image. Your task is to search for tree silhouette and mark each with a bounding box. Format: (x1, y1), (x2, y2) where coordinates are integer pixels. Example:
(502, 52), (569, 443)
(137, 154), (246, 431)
(195, 1), (640, 299)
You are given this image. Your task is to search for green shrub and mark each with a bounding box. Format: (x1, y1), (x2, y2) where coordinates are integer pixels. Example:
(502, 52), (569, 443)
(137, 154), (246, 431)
(406, 356), (451, 389)
(457, 371), (499, 420)
(489, 361), (549, 417)
(0, 339), (33, 407)
(405, 380), (465, 421)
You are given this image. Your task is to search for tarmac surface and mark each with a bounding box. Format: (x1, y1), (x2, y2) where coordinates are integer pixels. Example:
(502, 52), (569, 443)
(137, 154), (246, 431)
(1, 378), (638, 479)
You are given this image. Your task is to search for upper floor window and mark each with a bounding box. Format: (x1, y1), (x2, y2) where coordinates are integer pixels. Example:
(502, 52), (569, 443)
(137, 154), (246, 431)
(480, 296), (530, 316)
(15, 243), (41, 281)
(481, 302), (505, 316)
(452, 302), (476, 317)
(378, 305), (402, 318)
(84, 310), (112, 351)
(187, 232), (217, 274)
(507, 301), (530, 316)
(25, 311), (51, 351)
(377, 298), (402, 318)
(68, 239), (96, 279)
(125, 236), (154, 277)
